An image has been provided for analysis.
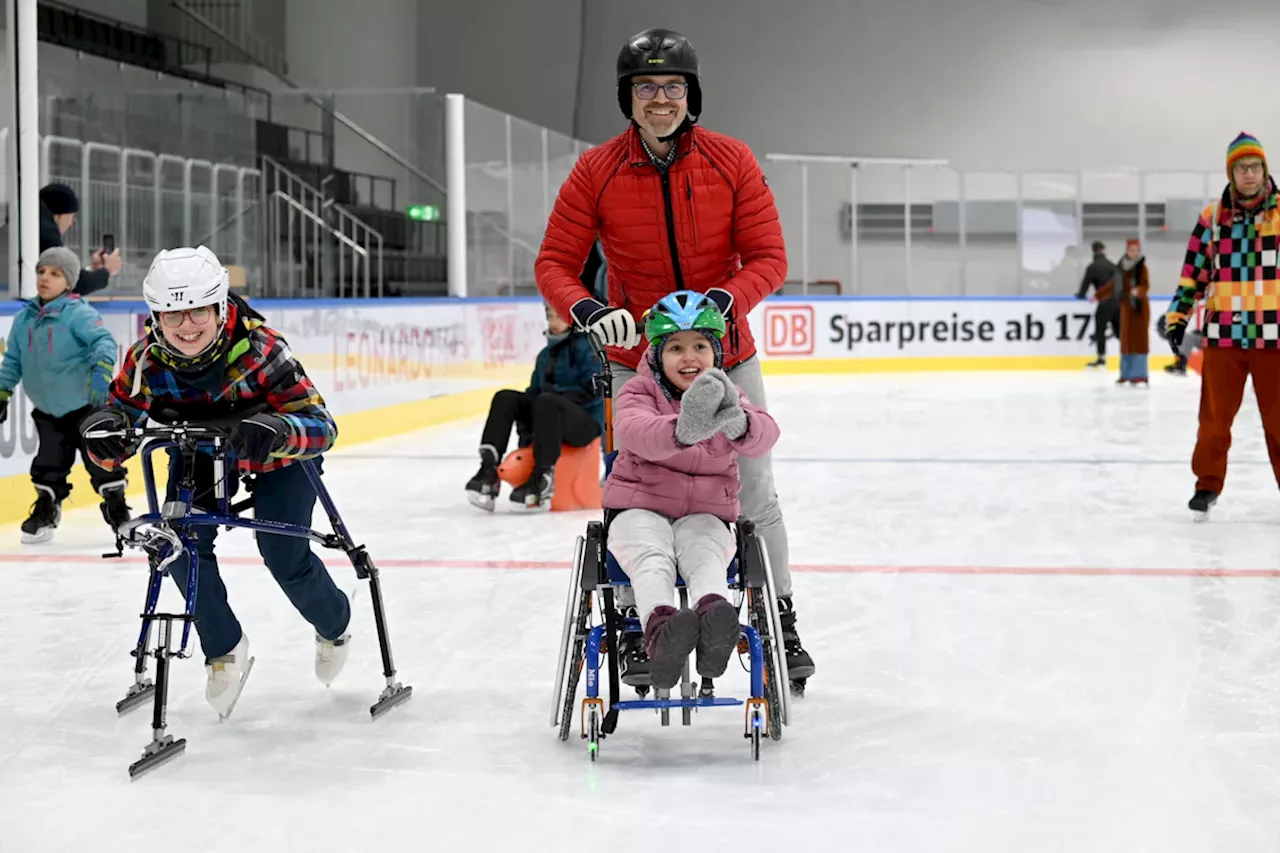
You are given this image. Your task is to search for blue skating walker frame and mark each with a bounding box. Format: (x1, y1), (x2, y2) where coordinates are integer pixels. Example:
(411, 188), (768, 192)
(88, 418), (412, 779)
(549, 337), (791, 761)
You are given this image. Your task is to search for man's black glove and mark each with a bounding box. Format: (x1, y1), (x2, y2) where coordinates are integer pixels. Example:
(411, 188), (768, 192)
(227, 413), (290, 463)
(705, 288), (734, 320)
(569, 297), (640, 348)
(80, 408), (134, 462)
(0, 395), (9, 425)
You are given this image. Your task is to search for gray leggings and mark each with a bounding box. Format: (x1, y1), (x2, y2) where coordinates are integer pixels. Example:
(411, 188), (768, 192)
(609, 355), (792, 601)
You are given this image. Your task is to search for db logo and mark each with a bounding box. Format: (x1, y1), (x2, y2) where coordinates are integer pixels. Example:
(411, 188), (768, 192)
(763, 305), (814, 356)
(478, 307), (518, 363)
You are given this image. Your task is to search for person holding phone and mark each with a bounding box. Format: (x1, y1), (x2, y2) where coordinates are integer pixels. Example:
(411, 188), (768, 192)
(37, 183), (123, 296)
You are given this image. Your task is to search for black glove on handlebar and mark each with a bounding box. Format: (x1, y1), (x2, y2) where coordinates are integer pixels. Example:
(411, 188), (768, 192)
(80, 409), (134, 462)
(227, 413), (289, 463)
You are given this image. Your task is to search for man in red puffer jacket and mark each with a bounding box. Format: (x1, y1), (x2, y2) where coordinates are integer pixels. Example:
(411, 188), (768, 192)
(536, 27), (814, 693)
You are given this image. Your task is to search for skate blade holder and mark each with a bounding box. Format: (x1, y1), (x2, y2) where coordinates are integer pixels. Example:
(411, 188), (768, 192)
(343, 545), (414, 719)
(116, 675), (157, 716)
(125, 612), (196, 779)
(371, 682), (413, 719)
(128, 734), (187, 780)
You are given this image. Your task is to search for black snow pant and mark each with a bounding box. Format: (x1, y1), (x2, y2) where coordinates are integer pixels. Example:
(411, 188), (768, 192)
(31, 405), (125, 501)
(480, 390), (599, 468)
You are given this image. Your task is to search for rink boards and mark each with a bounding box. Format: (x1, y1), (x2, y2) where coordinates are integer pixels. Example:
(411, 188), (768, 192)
(0, 295), (1177, 523)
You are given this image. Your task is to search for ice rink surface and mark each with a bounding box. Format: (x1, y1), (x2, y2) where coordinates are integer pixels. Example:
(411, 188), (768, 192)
(5, 369), (1280, 852)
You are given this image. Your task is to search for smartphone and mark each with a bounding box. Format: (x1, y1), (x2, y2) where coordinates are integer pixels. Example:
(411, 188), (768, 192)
(101, 233), (115, 254)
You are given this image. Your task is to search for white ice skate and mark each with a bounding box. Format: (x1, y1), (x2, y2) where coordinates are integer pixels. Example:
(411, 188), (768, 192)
(315, 632), (351, 687)
(205, 633), (255, 720)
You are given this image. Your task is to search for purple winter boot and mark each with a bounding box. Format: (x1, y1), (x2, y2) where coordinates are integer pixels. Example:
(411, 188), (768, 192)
(643, 605), (700, 690)
(694, 594), (740, 678)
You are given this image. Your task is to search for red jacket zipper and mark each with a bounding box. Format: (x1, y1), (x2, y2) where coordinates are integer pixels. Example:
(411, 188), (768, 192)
(686, 176), (698, 244)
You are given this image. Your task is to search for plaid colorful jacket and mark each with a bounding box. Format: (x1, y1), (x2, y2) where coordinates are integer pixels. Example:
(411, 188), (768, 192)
(1166, 180), (1280, 348)
(90, 298), (336, 473)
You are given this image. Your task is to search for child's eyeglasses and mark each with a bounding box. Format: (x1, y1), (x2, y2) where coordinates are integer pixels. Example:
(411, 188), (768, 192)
(159, 307), (214, 328)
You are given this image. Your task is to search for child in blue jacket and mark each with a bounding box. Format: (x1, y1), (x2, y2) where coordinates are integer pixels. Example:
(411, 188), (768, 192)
(465, 303), (603, 512)
(0, 247), (126, 542)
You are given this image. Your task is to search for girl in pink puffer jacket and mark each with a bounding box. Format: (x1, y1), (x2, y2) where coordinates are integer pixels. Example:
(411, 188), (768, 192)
(603, 299), (780, 691)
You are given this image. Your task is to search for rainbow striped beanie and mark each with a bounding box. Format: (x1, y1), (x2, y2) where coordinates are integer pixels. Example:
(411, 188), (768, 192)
(1227, 132), (1266, 177)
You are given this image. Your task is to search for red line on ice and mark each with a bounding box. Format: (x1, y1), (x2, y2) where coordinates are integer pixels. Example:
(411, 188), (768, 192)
(0, 553), (1276, 577)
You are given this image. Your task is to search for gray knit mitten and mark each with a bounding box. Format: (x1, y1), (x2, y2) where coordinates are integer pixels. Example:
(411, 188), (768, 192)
(713, 405), (747, 439)
(674, 372), (726, 445)
(702, 368), (740, 413)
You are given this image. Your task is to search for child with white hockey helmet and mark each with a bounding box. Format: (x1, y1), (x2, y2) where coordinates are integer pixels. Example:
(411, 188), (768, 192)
(81, 246), (352, 719)
(603, 291), (780, 689)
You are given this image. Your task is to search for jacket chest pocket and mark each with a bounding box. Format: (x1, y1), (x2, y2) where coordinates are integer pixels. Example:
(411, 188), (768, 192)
(30, 322), (65, 366)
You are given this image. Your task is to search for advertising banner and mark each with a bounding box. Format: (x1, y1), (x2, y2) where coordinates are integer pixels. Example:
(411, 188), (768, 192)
(746, 297), (1162, 361)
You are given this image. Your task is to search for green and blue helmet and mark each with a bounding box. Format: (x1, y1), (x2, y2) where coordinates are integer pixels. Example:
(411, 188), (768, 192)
(643, 291), (726, 395)
(642, 290), (726, 342)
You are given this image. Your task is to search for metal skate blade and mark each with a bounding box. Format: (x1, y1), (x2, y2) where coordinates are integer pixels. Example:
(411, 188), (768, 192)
(1192, 510), (1210, 523)
(128, 737), (186, 780)
(116, 682), (156, 716)
(370, 684), (412, 719)
(465, 492), (495, 512)
(216, 656), (255, 722)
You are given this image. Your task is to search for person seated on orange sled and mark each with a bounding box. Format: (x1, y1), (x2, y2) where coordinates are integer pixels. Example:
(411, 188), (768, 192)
(465, 304), (603, 512)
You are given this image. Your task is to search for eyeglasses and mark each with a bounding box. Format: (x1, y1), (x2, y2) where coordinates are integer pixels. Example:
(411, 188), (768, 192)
(159, 306), (214, 328)
(633, 81), (687, 101)
(1234, 161), (1265, 176)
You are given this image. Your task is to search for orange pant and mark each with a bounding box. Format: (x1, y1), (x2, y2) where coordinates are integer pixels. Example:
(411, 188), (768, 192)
(1193, 347), (1280, 493)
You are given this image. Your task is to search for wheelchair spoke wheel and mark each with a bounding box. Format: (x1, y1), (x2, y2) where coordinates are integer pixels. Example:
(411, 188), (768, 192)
(558, 591), (593, 743)
(748, 587), (784, 741)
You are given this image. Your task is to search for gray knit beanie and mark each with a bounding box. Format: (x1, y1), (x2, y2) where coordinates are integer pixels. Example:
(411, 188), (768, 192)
(36, 247), (80, 288)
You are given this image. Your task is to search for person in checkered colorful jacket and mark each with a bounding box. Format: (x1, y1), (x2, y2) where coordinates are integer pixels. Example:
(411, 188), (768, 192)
(1165, 132), (1280, 520)
(80, 246), (353, 720)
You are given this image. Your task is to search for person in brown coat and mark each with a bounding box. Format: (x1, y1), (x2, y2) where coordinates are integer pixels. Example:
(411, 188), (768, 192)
(1116, 238), (1150, 384)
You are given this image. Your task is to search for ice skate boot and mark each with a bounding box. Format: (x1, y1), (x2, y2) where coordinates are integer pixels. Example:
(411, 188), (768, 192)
(315, 631), (351, 687)
(205, 634), (255, 720)
(779, 596), (815, 695)
(618, 606), (652, 687)
(21, 485), (61, 544)
(510, 466), (554, 512)
(465, 445), (500, 511)
(1189, 489), (1218, 523)
(98, 480), (131, 531)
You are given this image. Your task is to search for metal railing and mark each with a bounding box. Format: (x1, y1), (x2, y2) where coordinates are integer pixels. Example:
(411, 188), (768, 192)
(172, 0), (289, 80)
(36, 135), (261, 292)
(764, 153), (1232, 296)
(260, 156), (383, 299)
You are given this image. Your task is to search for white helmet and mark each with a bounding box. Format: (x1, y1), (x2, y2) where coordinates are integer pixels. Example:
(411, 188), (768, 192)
(142, 246), (229, 318)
